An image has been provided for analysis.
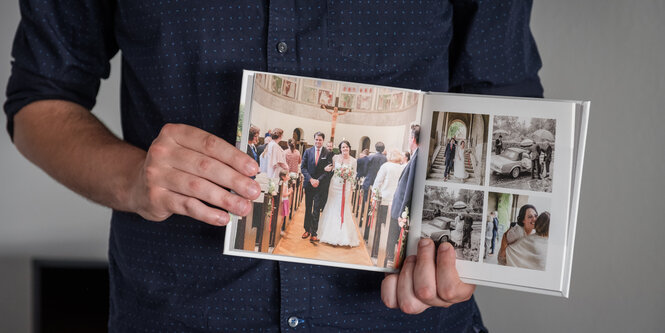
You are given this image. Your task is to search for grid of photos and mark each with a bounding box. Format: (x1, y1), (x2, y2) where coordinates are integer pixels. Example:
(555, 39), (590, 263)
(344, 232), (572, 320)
(422, 111), (556, 268)
(484, 192), (551, 271)
(420, 186), (484, 262)
(490, 116), (556, 192)
(232, 73), (420, 270)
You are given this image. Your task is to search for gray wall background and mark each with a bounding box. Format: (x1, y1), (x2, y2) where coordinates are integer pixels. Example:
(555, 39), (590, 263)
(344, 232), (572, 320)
(1, 1), (663, 331)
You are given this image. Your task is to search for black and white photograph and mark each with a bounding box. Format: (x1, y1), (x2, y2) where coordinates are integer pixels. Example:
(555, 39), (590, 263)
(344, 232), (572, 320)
(233, 73), (421, 270)
(490, 116), (556, 192)
(426, 112), (490, 185)
(484, 192), (551, 271)
(420, 185), (484, 262)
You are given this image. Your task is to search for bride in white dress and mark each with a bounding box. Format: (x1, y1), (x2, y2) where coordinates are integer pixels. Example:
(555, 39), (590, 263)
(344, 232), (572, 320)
(318, 140), (360, 247)
(454, 140), (467, 179)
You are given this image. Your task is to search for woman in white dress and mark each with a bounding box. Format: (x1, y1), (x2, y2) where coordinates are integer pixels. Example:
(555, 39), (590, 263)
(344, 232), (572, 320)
(318, 140), (360, 247)
(454, 140), (467, 179)
(450, 212), (464, 247)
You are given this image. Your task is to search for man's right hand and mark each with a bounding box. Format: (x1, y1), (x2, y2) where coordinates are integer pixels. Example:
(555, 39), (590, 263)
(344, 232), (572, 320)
(128, 124), (260, 226)
(310, 178), (320, 188)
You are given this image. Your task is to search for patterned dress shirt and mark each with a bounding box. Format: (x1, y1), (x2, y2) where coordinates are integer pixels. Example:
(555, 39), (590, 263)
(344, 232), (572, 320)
(5, 0), (542, 331)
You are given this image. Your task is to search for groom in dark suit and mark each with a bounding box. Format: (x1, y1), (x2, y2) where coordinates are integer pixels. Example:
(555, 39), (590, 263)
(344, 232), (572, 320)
(301, 132), (333, 242)
(385, 124), (420, 266)
(443, 138), (456, 181)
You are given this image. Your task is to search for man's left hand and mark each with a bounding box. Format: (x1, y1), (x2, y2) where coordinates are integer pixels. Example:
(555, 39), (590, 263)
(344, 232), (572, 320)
(380, 239), (475, 314)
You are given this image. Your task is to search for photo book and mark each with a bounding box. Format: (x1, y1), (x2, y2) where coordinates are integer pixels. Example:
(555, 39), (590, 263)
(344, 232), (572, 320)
(224, 70), (589, 297)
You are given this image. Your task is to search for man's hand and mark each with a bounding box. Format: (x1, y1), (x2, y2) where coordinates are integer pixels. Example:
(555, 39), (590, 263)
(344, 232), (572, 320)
(310, 178), (320, 187)
(128, 123), (260, 226)
(380, 239), (475, 314)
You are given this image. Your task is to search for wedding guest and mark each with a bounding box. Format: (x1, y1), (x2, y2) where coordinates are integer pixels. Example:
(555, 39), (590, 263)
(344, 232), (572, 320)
(361, 142), (387, 227)
(450, 212), (464, 248)
(544, 141), (553, 178)
(372, 149), (404, 205)
(498, 204), (538, 265)
(258, 134), (272, 174)
(403, 151), (411, 164)
(495, 135), (503, 155)
(462, 214), (473, 249)
(356, 149), (370, 181)
(284, 139), (301, 174)
(530, 144), (542, 179)
(246, 126), (260, 165)
(279, 170), (293, 218)
(386, 125), (420, 267)
(263, 128), (288, 178)
(485, 214), (494, 258)
(488, 211), (499, 255)
(506, 212), (549, 270)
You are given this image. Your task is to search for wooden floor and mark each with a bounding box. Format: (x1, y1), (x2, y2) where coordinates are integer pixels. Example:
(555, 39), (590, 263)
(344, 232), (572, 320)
(273, 196), (374, 267)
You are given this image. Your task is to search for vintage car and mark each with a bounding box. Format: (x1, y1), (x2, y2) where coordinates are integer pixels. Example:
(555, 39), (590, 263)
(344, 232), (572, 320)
(491, 147), (533, 178)
(421, 216), (455, 247)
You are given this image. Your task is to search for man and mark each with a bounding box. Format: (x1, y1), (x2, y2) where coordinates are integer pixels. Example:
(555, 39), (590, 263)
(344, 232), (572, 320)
(360, 142), (387, 232)
(246, 126), (261, 166)
(444, 138), (457, 181)
(544, 140), (553, 178)
(300, 132), (333, 242)
(326, 140), (338, 155)
(386, 125), (420, 267)
(5, 1), (542, 330)
(496, 135), (504, 155)
(531, 144), (542, 179)
(488, 211), (499, 256)
(463, 214), (473, 249)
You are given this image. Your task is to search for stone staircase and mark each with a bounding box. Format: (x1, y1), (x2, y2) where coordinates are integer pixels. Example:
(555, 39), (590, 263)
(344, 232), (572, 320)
(428, 146), (476, 182)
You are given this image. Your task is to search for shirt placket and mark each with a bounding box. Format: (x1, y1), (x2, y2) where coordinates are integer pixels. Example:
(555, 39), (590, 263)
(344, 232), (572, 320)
(267, 0), (298, 73)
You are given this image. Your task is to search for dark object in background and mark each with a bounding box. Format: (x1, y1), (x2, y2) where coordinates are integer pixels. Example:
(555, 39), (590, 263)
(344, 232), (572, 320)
(33, 260), (109, 333)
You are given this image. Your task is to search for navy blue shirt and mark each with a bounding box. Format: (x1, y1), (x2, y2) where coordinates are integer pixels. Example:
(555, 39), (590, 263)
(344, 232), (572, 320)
(5, 0), (542, 331)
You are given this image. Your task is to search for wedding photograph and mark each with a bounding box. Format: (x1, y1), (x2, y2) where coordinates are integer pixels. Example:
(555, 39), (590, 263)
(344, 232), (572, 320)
(232, 73), (421, 269)
(420, 185), (484, 262)
(426, 111), (490, 185)
(484, 191), (551, 271)
(490, 116), (557, 192)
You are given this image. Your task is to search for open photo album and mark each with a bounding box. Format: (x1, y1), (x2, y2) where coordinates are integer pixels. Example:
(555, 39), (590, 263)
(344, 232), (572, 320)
(224, 70), (589, 297)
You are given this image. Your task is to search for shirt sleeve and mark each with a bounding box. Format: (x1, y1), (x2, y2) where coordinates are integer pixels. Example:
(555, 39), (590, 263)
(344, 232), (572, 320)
(449, 0), (543, 98)
(4, 0), (119, 139)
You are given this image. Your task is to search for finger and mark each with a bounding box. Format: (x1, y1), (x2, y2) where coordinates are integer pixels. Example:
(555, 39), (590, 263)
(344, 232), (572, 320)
(161, 124), (258, 177)
(380, 273), (399, 309)
(435, 242), (476, 303)
(163, 191), (231, 226)
(167, 145), (260, 200)
(161, 168), (252, 217)
(413, 238), (452, 308)
(396, 255), (429, 315)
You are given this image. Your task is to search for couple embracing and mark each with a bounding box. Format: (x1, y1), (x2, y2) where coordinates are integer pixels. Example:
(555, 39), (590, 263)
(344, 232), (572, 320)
(301, 132), (359, 247)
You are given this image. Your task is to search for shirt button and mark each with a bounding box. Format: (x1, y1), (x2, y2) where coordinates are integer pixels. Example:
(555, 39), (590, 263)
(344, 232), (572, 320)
(287, 316), (300, 328)
(277, 41), (288, 54)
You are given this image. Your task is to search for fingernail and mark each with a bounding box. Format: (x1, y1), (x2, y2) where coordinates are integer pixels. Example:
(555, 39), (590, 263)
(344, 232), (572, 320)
(217, 214), (229, 226)
(418, 238), (430, 248)
(439, 242), (451, 252)
(237, 200), (249, 214)
(248, 183), (259, 197)
(246, 163), (258, 175)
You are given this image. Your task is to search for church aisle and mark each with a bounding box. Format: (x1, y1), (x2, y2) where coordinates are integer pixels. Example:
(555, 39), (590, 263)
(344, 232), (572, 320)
(272, 197), (374, 267)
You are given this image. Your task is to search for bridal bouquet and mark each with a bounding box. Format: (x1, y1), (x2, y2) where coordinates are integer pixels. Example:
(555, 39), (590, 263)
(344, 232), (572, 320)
(334, 164), (356, 182)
